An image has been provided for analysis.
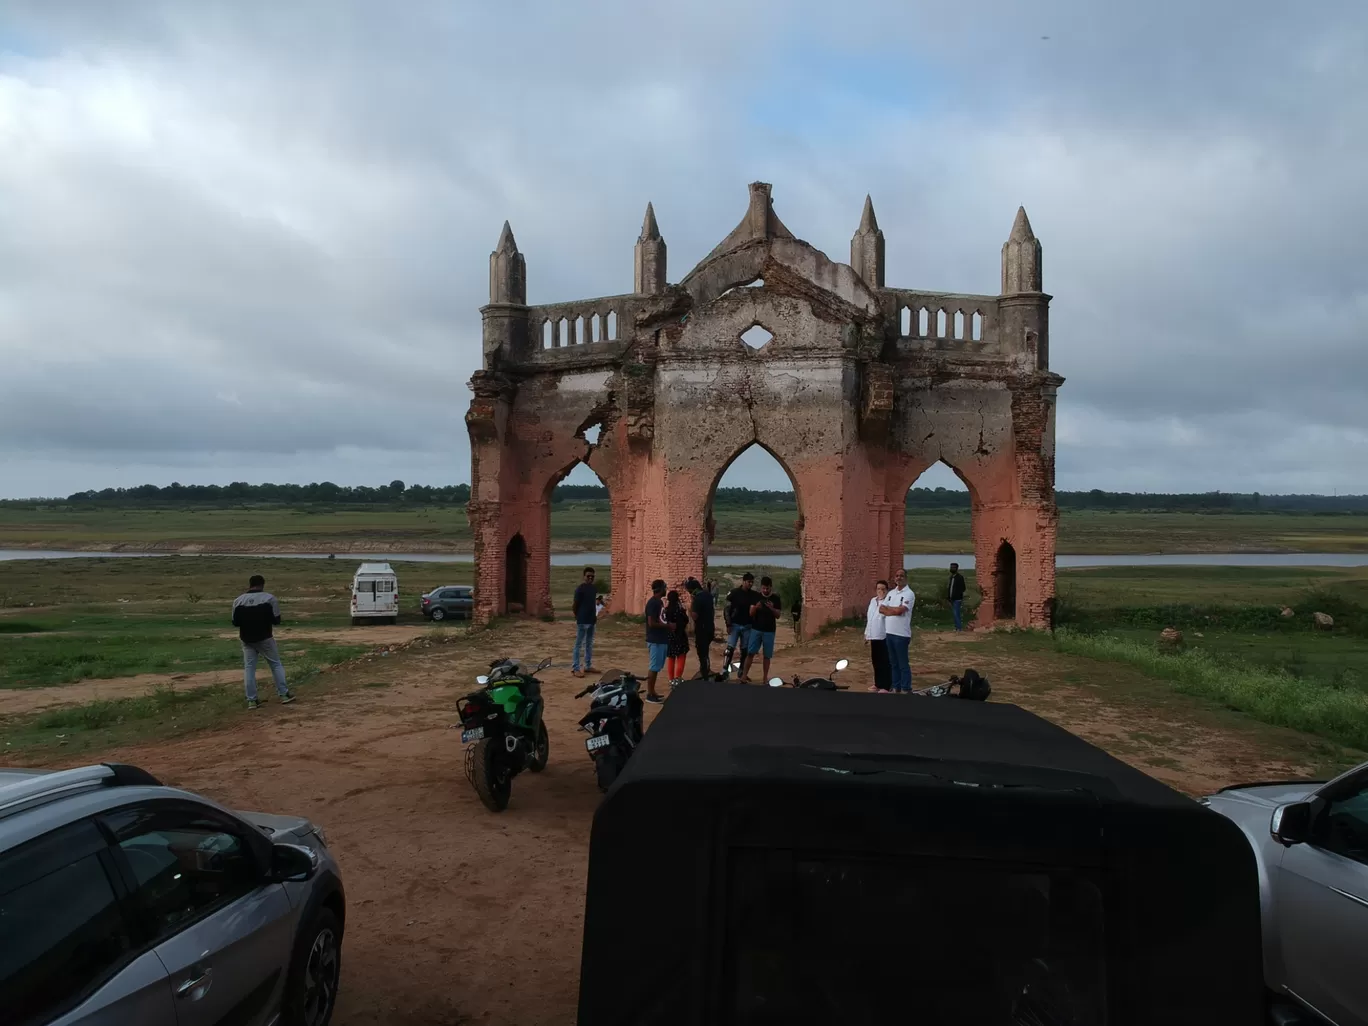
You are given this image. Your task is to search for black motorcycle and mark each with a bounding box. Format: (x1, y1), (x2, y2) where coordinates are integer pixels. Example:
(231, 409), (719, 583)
(575, 668), (645, 792)
(912, 668), (992, 701)
(768, 657), (850, 691)
(456, 656), (551, 812)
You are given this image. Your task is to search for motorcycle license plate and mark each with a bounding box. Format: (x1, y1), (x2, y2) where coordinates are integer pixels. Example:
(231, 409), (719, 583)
(585, 734), (611, 752)
(461, 726), (485, 743)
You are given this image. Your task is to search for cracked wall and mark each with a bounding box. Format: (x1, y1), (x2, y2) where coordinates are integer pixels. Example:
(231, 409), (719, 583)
(466, 183), (1062, 632)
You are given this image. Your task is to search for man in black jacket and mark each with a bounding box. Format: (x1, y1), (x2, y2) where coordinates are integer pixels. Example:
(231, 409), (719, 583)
(686, 578), (714, 678)
(231, 574), (295, 709)
(948, 562), (967, 631)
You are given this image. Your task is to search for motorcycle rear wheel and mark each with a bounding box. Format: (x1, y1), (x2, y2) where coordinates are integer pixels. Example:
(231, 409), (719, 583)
(527, 720), (550, 773)
(470, 738), (512, 812)
(594, 750), (622, 793)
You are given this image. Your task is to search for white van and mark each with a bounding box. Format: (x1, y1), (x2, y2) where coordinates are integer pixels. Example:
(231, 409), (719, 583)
(350, 562), (399, 625)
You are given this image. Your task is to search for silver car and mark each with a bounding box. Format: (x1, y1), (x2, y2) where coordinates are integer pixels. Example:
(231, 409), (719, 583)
(0, 763), (345, 1026)
(1204, 760), (1368, 1026)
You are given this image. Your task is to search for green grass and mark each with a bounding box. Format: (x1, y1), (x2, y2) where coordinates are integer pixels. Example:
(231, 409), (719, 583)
(2, 504), (1366, 554)
(1, 633), (367, 689)
(1046, 628), (1368, 751)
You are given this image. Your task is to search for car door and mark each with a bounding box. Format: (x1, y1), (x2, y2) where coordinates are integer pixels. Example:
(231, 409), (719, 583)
(454, 587), (473, 617)
(1277, 769), (1368, 1026)
(0, 818), (177, 1026)
(101, 801), (296, 1026)
(354, 579), (375, 614)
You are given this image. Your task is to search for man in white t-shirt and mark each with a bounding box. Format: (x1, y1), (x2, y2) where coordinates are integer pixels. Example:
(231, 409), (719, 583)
(879, 568), (915, 693)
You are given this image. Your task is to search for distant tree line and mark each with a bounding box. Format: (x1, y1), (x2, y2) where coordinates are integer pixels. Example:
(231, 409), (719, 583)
(3, 481), (1366, 514)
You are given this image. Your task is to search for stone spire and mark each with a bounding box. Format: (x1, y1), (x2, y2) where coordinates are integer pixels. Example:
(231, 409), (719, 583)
(850, 194), (885, 289)
(1001, 206), (1042, 294)
(489, 220), (526, 305)
(634, 201), (667, 295)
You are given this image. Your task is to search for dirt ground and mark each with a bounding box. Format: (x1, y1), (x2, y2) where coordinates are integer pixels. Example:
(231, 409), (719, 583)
(51, 616), (1351, 1025)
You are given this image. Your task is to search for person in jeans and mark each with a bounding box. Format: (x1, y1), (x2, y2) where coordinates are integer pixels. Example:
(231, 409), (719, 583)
(687, 577), (715, 678)
(948, 562), (967, 631)
(571, 566), (599, 678)
(724, 573), (756, 678)
(643, 579), (670, 704)
(879, 568), (915, 693)
(864, 579), (891, 692)
(232, 574), (295, 709)
(742, 576), (782, 684)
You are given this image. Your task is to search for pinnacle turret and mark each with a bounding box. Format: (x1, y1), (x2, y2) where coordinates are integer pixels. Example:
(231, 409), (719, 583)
(640, 202), (661, 241)
(634, 201), (667, 295)
(489, 220), (526, 304)
(850, 194), (885, 289)
(1001, 206), (1042, 294)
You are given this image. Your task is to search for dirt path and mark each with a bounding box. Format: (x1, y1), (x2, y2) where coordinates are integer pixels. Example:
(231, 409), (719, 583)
(21, 618), (1355, 1025)
(0, 669), (246, 716)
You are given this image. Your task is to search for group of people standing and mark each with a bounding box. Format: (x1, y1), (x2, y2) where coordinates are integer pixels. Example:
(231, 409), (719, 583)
(573, 561), (970, 702)
(862, 563), (968, 693)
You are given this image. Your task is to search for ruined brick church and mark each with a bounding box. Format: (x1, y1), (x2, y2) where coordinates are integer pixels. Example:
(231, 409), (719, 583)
(465, 183), (1062, 632)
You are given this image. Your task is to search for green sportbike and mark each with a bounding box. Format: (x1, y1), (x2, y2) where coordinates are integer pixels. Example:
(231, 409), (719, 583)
(457, 656), (551, 811)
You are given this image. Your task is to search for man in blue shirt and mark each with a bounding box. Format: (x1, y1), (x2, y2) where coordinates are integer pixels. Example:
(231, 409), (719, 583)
(571, 566), (599, 678)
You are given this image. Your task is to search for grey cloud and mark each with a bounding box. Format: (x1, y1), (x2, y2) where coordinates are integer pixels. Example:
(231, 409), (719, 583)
(1, 0), (1365, 497)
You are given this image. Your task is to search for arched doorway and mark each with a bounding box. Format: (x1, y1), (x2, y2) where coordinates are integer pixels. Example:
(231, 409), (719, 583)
(901, 460), (974, 630)
(707, 442), (804, 639)
(505, 533), (528, 613)
(993, 540), (1016, 620)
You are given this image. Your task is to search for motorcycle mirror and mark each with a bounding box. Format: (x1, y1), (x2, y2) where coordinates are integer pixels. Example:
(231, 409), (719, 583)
(730, 661), (742, 670)
(767, 677), (784, 688)
(834, 659), (849, 672)
(475, 674), (489, 685)
(535, 657), (552, 672)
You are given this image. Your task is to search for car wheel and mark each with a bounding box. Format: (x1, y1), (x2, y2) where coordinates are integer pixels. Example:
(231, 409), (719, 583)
(282, 906), (342, 1026)
(431, 607), (446, 622)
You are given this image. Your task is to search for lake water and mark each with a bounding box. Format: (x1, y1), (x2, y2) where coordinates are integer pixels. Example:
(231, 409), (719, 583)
(2, 549), (1366, 569)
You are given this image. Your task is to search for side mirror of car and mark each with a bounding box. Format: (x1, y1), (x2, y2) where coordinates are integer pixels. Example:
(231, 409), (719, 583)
(271, 842), (319, 883)
(1271, 802), (1313, 846)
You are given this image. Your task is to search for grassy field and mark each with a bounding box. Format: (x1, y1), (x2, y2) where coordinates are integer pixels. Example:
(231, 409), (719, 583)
(3, 556), (1367, 761)
(2, 504), (1366, 553)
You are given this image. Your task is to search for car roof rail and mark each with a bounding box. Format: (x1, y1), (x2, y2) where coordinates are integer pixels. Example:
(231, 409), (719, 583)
(0, 762), (163, 820)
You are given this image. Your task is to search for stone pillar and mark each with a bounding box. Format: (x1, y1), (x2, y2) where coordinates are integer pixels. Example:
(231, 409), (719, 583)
(482, 221), (530, 367)
(633, 202), (667, 296)
(850, 195), (885, 290)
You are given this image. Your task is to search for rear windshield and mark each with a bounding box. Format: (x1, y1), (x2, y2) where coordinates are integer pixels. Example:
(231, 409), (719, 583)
(721, 848), (1107, 1024)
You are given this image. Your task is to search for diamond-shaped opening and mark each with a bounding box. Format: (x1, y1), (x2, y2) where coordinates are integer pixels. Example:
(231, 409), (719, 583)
(740, 324), (773, 350)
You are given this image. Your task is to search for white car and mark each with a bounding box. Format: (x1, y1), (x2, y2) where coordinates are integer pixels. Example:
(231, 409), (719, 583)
(1203, 760), (1368, 1025)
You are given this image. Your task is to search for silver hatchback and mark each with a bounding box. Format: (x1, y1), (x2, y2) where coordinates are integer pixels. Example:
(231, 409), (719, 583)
(0, 763), (345, 1026)
(1204, 759), (1368, 1026)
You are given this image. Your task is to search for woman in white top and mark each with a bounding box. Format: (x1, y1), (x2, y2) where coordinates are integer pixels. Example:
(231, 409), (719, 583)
(864, 579), (892, 692)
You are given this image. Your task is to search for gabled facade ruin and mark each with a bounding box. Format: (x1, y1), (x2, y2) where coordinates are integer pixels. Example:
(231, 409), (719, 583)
(465, 183), (1062, 632)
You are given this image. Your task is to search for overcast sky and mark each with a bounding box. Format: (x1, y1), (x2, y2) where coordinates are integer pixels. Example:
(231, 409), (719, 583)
(1, 0), (1365, 499)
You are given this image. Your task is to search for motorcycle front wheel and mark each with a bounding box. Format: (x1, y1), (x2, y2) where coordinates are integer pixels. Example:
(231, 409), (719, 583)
(527, 720), (550, 773)
(470, 738), (512, 812)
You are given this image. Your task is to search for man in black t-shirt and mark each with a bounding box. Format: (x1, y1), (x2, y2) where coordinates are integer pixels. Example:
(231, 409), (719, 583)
(724, 573), (755, 676)
(686, 577), (715, 677)
(643, 579), (669, 703)
(741, 576), (782, 683)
